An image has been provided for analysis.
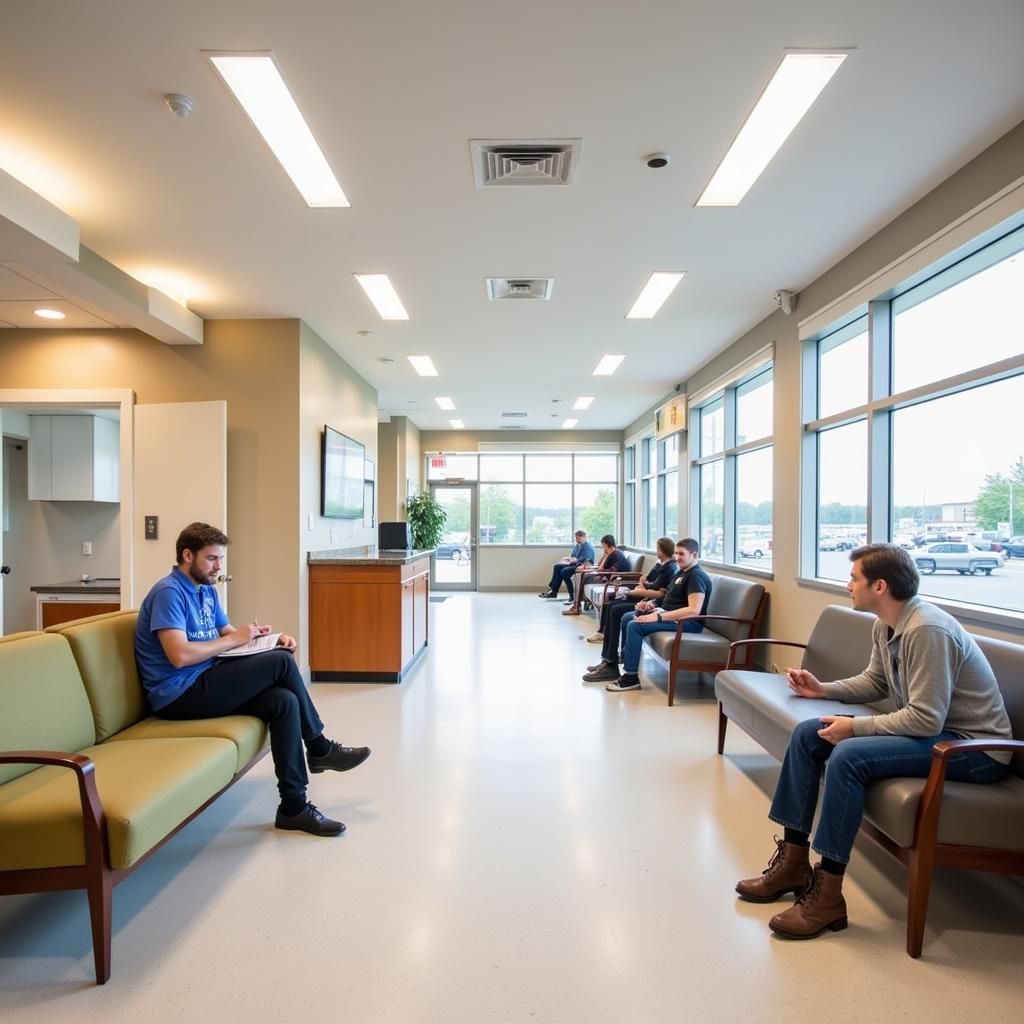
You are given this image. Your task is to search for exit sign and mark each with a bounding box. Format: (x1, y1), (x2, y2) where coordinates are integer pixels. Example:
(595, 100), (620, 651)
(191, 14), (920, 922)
(430, 456), (447, 470)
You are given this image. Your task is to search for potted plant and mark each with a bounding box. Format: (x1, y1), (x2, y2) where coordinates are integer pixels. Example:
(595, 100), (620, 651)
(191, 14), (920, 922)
(406, 493), (447, 550)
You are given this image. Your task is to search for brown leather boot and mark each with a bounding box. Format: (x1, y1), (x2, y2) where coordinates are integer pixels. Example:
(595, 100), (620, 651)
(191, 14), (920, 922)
(735, 836), (813, 903)
(769, 865), (848, 939)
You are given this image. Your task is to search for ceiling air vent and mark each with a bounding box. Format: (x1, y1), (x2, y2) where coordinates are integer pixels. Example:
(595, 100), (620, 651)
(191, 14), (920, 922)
(486, 278), (554, 301)
(499, 424), (525, 430)
(471, 139), (582, 187)
(501, 412), (528, 418)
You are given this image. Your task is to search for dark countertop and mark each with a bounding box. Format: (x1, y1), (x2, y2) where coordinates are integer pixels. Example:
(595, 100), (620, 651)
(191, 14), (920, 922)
(308, 546), (435, 566)
(30, 579), (121, 595)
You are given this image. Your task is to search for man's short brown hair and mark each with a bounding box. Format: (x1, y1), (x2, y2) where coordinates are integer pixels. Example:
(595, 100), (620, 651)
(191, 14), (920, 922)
(176, 522), (229, 564)
(677, 537), (700, 556)
(850, 543), (919, 601)
(656, 537), (675, 558)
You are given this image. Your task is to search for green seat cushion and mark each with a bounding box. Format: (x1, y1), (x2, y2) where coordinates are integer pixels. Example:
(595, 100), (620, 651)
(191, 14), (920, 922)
(109, 715), (268, 772)
(0, 633), (96, 786)
(49, 611), (145, 742)
(0, 737), (236, 871)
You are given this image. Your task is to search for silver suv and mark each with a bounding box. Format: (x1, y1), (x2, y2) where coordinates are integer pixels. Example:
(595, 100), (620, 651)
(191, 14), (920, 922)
(914, 543), (1004, 576)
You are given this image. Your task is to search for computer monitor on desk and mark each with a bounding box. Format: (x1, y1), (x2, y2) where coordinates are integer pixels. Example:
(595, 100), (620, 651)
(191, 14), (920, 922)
(379, 522), (412, 550)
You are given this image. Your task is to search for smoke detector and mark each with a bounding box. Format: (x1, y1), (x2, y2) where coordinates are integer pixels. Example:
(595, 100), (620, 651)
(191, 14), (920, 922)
(164, 93), (194, 119)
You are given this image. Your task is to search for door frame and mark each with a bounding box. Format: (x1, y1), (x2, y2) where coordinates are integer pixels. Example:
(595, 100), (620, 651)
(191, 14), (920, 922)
(0, 389), (135, 611)
(429, 481), (478, 592)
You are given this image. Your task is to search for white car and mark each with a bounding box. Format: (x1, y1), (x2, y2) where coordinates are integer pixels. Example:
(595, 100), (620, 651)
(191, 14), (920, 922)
(739, 539), (772, 559)
(913, 543), (1004, 576)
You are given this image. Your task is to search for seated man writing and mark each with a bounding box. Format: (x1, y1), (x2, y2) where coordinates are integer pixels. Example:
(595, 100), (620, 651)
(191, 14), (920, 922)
(539, 530), (595, 600)
(583, 537), (678, 679)
(134, 522), (371, 838)
(735, 544), (1011, 940)
(601, 538), (711, 691)
(561, 534), (631, 616)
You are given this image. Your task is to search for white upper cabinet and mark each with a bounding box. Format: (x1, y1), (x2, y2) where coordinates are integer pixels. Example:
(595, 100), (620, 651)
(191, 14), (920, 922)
(28, 415), (120, 502)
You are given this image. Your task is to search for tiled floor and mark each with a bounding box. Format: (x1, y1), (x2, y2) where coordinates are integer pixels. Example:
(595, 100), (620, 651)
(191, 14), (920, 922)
(2, 593), (1023, 1022)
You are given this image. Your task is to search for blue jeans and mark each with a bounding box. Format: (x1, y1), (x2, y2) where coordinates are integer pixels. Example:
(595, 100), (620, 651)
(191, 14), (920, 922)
(548, 563), (578, 597)
(769, 717), (1008, 863)
(619, 611), (703, 673)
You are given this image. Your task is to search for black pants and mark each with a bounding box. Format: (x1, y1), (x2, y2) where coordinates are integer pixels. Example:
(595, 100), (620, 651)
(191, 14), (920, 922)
(601, 598), (639, 663)
(158, 649), (324, 805)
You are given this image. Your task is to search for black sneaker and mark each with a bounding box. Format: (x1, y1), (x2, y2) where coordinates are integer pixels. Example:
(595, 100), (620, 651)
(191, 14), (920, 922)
(308, 742), (371, 774)
(275, 802), (346, 837)
(538, 590), (558, 598)
(605, 674), (641, 692)
(583, 663), (620, 682)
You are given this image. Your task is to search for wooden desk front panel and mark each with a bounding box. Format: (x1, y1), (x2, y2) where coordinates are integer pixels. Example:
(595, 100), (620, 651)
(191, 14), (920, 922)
(309, 580), (402, 672)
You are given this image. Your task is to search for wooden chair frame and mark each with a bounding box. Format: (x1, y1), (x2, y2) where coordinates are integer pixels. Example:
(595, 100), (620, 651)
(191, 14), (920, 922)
(0, 746), (267, 983)
(716, 637), (1024, 957)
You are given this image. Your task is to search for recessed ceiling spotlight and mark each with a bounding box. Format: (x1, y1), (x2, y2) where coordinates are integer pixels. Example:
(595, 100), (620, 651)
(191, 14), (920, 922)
(645, 152), (670, 168)
(33, 308), (66, 320)
(377, 356), (395, 364)
(357, 329), (375, 337)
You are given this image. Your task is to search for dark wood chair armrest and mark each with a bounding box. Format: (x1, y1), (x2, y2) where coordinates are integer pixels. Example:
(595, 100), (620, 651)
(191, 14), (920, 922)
(0, 750), (107, 860)
(725, 638), (808, 670)
(930, 738), (1024, 760)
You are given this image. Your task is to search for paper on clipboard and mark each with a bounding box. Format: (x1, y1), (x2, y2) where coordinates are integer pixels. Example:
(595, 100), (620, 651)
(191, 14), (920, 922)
(218, 633), (283, 658)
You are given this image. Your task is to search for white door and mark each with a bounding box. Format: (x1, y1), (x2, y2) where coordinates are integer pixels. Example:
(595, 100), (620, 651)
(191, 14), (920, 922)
(134, 401), (228, 610)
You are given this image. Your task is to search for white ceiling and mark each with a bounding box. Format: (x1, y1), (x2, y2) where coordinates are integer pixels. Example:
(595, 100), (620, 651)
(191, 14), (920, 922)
(2, 0), (1023, 430)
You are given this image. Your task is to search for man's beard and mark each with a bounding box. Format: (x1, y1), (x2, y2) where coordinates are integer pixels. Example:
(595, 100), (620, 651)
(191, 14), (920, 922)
(188, 563), (216, 586)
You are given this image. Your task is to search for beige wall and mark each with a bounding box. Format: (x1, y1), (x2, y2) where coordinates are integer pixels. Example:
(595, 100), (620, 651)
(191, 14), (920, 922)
(632, 120), (1024, 654)
(0, 321), (301, 642)
(377, 419), (400, 521)
(297, 322), (378, 667)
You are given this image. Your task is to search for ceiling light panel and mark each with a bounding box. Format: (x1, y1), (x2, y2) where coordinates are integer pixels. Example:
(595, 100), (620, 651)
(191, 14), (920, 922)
(408, 356), (438, 376)
(450, 419), (465, 429)
(573, 396), (594, 410)
(33, 308), (66, 319)
(435, 397), (455, 410)
(626, 273), (685, 319)
(593, 355), (625, 376)
(561, 419), (578, 430)
(207, 52), (350, 208)
(696, 51), (849, 207)
(354, 274), (409, 320)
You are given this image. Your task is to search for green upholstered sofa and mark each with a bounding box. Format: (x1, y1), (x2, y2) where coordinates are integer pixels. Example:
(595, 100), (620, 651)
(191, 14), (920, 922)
(0, 611), (268, 983)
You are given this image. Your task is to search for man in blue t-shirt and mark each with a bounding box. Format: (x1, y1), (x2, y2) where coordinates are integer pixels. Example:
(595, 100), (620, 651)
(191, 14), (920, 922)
(539, 530), (596, 599)
(603, 538), (712, 692)
(135, 522), (371, 837)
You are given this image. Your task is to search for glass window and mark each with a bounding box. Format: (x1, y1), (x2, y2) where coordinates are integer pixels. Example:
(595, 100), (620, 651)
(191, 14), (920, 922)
(426, 453), (478, 480)
(525, 483), (571, 544)
(736, 447), (773, 567)
(573, 454), (618, 482)
(525, 454), (572, 482)
(664, 470), (678, 539)
(700, 399), (725, 457)
(700, 461), (724, 562)
(645, 479), (657, 549)
(893, 246), (1024, 394)
(819, 326), (868, 418)
(736, 368), (773, 444)
(479, 454), (523, 482)
(574, 484), (617, 542)
(625, 445), (636, 479)
(479, 483), (523, 544)
(891, 375), (1024, 613)
(663, 434), (679, 469)
(645, 437), (657, 475)
(816, 421), (867, 580)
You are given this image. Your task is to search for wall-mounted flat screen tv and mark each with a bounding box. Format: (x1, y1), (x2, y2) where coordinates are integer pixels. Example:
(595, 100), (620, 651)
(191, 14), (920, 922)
(322, 425), (365, 519)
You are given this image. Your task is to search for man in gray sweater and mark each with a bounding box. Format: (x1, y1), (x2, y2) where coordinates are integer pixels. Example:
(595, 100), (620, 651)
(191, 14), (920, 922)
(736, 543), (1012, 939)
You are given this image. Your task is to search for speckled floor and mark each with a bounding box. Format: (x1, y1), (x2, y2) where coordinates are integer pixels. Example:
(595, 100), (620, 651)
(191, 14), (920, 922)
(2, 593), (1022, 1022)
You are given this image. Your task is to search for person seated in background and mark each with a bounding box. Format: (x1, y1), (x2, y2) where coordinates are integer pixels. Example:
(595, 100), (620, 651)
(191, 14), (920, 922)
(134, 522), (371, 839)
(583, 537), (679, 679)
(601, 538), (711, 689)
(539, 529), (595, 600)
(562, 534), (632, 616)
(735, 544), (1011, 941)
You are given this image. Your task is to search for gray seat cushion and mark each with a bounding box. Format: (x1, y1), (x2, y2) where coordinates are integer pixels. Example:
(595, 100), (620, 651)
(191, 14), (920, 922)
(646, 628), (732, 667)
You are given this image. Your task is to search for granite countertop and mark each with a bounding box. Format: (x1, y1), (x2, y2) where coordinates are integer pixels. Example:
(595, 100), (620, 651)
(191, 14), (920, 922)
(30, 579), (122, 595)
(308, 546), (435, 566)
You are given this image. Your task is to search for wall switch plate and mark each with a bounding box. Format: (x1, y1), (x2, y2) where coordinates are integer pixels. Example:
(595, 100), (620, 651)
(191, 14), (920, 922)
(145, 515), (159, 540)
(82, 541), (92, 556)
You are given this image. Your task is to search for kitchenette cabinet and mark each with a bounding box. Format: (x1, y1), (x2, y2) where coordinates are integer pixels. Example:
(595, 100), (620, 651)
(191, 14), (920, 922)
(28, 414), (119, 502)
(30, 580), (121, 629)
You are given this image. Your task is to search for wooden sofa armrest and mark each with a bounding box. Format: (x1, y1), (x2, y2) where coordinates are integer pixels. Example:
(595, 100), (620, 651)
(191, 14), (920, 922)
(725, 638), (809, 670)
(914, 738), (1024, 851)
(0, 750), (107, 859)
(600, 576), (643, 601)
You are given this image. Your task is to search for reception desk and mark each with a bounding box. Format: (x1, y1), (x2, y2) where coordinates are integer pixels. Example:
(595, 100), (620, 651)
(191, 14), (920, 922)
(308, 547), (433, 682)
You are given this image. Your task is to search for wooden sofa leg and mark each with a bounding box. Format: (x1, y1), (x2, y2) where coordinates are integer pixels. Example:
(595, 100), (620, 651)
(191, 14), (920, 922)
(905, 846), (935, 959)
(87, 868), (113, 984)
(667, 669), (675, 707)
(717, 703), (728, 754)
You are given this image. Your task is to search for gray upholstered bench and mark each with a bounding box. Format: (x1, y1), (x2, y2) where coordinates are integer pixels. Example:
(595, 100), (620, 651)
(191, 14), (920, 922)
(714, 604), (1024, 957)
(581, 552), (649, 613)
(642, 573), (766, 706)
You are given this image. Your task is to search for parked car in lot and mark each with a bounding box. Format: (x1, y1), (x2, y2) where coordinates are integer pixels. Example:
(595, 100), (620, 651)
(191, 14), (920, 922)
(1002, 537), (1024, 558)
(819, 535), (855, 551)
(739, 539), (772, 559)
(435, 538), (470, 561)
(913, 543), (1004, 575)
(970, 540), (1004, 553)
